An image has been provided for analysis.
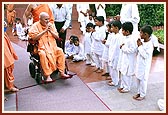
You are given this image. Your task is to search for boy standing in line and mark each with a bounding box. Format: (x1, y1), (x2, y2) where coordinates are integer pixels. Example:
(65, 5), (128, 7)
(133, 25), (154, 101)
(117, 22), (138, 93)
(107, 20), (122, 86)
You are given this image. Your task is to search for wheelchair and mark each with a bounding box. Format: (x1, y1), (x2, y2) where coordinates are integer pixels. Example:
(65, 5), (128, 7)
(27, 39), (73, 84)
(27, 40), (44, 84)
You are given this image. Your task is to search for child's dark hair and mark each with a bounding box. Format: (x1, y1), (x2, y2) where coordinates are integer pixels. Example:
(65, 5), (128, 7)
(70, 35), (79, 42)
(95, 16), (104, 25)
(122, 22), (133, 34)
(86, 22), (94, 28)
(111, 20), (122, 30)
(140, 25), (153, 36)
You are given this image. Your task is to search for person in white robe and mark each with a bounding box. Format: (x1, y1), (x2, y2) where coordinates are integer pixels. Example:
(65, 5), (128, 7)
(64, 35), (76, 59)
(101, 23), (112, 76)
(91, 16), (106, 73)
(72, 36), (85, 62)
(83, 23), (95, 66)
(77, 4), (90, 34)
(115, 4), (140, 35)
(107, 20), (122, 86)
(133, 25), (154, 101)
(95, 4), (106, 23)
(117, 22), (138, 93)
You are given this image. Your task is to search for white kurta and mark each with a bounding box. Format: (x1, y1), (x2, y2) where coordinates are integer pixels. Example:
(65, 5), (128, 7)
(91, 25), (106, 55)
(64, 40), (75, 57)
(108, 33), (122, 69)
(136, 40), (153, 80)
(150, 34), (160, 52)
(120, 4), (140, 34)
(135, 39), (153, 97)
(102, 32), (113, 62)
(117, 34), (137, 76)
(84, 32), (92, 55)
(73, 43), (85, 61)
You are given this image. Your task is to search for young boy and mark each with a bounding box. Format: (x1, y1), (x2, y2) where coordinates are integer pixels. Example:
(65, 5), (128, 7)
(101, 23), (112, 76)
(91, 16), (106, 73)
(72, 36), (85, 62)
(83, 22), (95, 66)
(117, 22), (138, 93)
(133, 25), (154, 101)
(107, 20), (122, 86)
(64, 35), (76, 59)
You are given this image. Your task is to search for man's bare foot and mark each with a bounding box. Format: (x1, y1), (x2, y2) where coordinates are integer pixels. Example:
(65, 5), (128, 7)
(46, 76), (53, 82)
(10, 87), (19, 92)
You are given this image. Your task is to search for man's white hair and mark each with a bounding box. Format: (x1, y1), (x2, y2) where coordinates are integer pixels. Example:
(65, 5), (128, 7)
(39, 12), (49, 19)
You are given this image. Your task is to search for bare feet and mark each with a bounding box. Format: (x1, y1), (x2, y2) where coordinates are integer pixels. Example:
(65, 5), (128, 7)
(10, 87), (19, 92)
(46, 76), (53, 82)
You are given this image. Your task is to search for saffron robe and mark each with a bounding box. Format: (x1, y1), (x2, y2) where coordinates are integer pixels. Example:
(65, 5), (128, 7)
(4, 33), (18, 89)
(31, 4), (54, 24)
(28, 21), (65, 76)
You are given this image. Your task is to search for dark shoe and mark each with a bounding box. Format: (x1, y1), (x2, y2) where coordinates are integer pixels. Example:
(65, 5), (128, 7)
(102, 73), (109, 76)
(133, 94), (140, 99)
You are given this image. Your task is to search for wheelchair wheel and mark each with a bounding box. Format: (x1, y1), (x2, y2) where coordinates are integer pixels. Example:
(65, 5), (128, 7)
(29, 62), (35, 78)
(35, 73), (42, 84)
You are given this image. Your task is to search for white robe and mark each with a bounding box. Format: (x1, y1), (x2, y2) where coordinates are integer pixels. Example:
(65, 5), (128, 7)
(108, 33), (122, 69)
(136, 40), (153, 80)
(84, 32), (92, 55)
(102, 32), (113, 62)
(64, 40), (75, 58)
(91, 25), (106, 55)
(117, 34), (137, 76)
(95, 4), (106, 21)
(73, 43), (85, 61)
(120, 4), (140, 34)
(150, 34), (160, 52)
(135, 39), (153, 97)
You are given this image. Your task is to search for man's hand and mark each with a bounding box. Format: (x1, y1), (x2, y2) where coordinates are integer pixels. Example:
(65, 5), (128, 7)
(60, 28), (65, 33)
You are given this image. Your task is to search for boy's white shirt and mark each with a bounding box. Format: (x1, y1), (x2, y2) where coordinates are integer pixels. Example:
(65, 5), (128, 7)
(91, 25), (106, 55)
(74, 43), (85, 58)
(108, 33), (122, 69)
(84, 32), (92, 54)
(117, 34), (138, 76)
(135, 39), (153, 80)
(150, 34), (160, 52)
(102, 32), (113, 61)
(64, 40), (76, 56)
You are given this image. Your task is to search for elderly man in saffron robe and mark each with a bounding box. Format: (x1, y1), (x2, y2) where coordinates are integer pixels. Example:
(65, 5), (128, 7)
(28, 12), (71, 82)
(4, 21), (19, 92)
